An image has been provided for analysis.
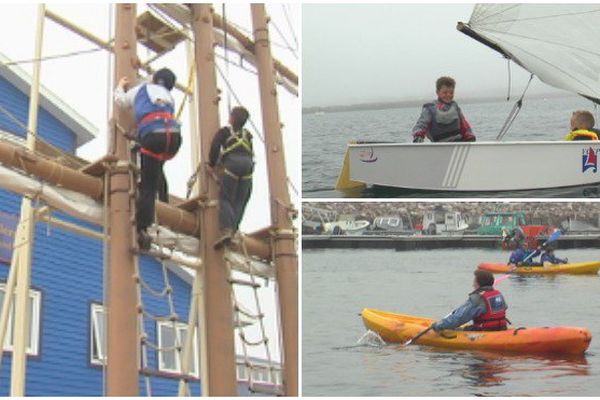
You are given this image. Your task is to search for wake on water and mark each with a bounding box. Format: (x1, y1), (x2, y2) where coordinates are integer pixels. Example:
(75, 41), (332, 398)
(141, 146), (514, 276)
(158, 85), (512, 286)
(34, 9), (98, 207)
(332, 330), (387, 350)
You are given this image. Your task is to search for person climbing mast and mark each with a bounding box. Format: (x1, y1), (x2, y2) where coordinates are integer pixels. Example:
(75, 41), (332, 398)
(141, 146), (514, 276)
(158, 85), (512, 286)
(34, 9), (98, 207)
(209, 106), (254, 249)
(114, 68), (182, 250)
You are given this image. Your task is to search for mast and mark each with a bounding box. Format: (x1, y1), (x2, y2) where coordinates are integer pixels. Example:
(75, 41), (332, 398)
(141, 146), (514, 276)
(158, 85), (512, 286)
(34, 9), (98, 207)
(190, 4), (237, 395)
(106, 3), (139, 395)
(251, 5), (298, 396)
(9, 4), (45, 395)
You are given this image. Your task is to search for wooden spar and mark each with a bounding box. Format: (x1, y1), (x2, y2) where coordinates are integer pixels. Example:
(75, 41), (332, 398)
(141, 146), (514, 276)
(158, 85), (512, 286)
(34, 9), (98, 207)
(251, 5), (298, 396)
(190, 4), (237, 395)
(0, 139), (271, 260)
(146, 4), (299, 87)
(106, 3), (138, 395)
(212, 13), (298, 86)
(0, 141), (104, 200)
(10, 5), (45, 395)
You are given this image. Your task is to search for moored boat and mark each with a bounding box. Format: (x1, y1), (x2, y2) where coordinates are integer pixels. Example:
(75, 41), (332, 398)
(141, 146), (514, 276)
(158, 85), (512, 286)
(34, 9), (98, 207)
(361, 308), (592, 355)
(478, 261), (600, 275)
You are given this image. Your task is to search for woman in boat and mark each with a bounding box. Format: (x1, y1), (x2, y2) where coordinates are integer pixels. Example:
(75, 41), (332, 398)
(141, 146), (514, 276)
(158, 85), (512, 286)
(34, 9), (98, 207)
(564, 111), (599, 141)
(540, 244), (568, 266)
(431, 270), (508, 332)
(412, 76), (476, 143)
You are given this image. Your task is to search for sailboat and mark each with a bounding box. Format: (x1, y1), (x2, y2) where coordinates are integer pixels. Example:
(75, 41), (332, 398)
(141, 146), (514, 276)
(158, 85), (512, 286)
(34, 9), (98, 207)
(336, 4), (600, 193)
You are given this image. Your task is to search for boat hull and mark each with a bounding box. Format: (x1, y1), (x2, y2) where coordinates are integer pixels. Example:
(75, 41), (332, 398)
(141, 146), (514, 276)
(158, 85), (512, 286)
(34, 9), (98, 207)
(361, 308), (591, 355)
(478, 261), (600, 275)
(348, 141), (600, 191)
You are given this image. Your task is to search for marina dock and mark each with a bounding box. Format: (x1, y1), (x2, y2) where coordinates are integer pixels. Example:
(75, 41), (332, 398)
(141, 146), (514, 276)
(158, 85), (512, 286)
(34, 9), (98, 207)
(302, 234), (600, 251)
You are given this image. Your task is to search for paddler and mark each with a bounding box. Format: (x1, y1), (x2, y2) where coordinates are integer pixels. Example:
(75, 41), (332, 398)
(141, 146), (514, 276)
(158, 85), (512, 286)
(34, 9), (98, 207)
(431, 270), (508, 332)
(412, 76), (476, 143)
(507, 241), (541, 268)
(540, 243), (568, 267)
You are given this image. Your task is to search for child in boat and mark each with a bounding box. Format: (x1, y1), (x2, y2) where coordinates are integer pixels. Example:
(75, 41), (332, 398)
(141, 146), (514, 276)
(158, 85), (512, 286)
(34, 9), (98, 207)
(564, 110), (599, 141)
(412, 76), (476, 143)
(431, 270), (508, 332)
(508, 241), (541, 268)
(540, 243), (568, 266)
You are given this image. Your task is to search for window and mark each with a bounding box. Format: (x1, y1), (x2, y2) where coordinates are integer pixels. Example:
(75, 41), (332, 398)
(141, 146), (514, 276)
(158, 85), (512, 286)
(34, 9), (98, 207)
(237, 363), (248, 380)
(157, 321), (199, 377)
(0, 284), (41, 356)
(90, 303), (106, 365)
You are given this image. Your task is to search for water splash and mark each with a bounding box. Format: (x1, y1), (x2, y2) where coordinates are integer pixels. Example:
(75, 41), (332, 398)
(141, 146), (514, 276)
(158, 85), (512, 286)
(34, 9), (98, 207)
(357, 330), (387, 347)
(333, 330), (387, 350)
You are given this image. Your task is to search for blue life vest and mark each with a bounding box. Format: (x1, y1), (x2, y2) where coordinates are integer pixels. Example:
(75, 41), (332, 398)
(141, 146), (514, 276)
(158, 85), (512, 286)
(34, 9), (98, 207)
(133, 83), (181, 138)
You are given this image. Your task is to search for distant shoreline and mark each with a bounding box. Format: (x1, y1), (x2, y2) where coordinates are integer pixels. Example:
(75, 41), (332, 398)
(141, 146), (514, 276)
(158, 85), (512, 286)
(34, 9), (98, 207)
(302, 92), (574, 115)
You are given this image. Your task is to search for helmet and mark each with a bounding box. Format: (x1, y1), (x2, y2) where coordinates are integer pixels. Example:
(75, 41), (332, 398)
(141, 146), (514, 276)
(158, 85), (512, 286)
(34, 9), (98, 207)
(153, 68), (176, 91)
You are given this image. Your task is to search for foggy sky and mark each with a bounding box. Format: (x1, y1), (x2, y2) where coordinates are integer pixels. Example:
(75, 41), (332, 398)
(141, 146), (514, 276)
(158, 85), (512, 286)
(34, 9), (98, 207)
(302, 4), (564, 108)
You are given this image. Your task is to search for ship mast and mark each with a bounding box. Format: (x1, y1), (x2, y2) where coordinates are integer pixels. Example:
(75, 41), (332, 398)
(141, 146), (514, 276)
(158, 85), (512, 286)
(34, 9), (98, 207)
(251, 5), (298, 395)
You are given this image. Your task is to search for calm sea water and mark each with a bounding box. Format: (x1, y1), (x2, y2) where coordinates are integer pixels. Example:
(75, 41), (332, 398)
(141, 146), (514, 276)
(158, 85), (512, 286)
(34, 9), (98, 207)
(302, 95), (600, 198)
(302, 247), (600, 396)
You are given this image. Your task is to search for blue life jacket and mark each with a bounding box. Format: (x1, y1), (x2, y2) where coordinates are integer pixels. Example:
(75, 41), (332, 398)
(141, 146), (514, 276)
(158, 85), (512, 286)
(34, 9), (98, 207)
(509, 248), (540, 265)
(133, 83), (181, 138)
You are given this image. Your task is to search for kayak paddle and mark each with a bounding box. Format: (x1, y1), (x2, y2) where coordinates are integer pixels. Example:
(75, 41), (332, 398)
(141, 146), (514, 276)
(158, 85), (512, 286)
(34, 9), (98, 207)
(521, 229), (561, 264)
(402, 324), (433, 347)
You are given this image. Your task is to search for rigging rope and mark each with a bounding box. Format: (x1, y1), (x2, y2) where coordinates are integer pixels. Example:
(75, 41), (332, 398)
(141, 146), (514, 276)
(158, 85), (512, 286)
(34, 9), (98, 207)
(0, 47), (104, 67)
(281, 4), (299, 50)
(496, 73), (535, 141)
(506, 57), (512, 101)
(269, 19), (298, 59)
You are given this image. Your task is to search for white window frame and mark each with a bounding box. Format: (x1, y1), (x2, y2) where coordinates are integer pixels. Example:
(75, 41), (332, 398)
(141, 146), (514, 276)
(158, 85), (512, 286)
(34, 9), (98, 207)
(90, 303), (106, 366)
(157, 321), (199, 378)
(0, 284), (41, 356)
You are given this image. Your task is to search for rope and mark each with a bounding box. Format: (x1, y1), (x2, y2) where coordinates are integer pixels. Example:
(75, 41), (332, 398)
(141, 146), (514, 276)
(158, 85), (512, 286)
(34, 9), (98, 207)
(496, 74), (534, 141)
(506, 57), (512, 101)
(281, 4), (299, 50)
(269, 19), (298, 59)
(0, 47), (104, 67)
(0, 104), (37, 139)
(223, 4), (232, 113)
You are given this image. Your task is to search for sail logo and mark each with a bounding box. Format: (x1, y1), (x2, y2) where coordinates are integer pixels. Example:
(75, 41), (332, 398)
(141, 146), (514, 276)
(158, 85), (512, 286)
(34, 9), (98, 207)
(358, 147), (378, 163)
(582, 147), (598, 173)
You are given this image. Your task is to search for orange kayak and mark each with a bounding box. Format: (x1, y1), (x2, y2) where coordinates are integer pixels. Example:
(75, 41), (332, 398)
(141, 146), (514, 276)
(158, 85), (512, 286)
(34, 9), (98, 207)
(478, 261), (600, 275)
(361, 308), (591, 355)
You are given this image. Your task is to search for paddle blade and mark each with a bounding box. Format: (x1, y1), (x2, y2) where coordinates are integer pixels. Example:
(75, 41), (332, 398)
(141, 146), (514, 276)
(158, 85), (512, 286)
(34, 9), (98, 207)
(546, 229), (562, 244)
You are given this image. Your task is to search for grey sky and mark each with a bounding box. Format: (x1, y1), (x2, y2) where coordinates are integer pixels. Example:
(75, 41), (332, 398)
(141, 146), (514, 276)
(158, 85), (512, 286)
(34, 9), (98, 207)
(302, 3), (563, 107)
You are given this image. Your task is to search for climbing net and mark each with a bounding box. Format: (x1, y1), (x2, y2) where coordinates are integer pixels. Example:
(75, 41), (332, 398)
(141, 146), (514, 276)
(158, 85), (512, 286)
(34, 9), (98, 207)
(223, 236), (282, 395)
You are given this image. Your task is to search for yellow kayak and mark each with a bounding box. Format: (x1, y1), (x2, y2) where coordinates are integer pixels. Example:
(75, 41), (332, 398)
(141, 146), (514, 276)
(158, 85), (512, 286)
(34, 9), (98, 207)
(361, 308), (591, 355)
(478, 261), (600, 275)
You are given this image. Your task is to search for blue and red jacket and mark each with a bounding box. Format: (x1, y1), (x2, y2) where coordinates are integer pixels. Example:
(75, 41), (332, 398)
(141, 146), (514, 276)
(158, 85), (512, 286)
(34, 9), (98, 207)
(133, 83), (181, 139)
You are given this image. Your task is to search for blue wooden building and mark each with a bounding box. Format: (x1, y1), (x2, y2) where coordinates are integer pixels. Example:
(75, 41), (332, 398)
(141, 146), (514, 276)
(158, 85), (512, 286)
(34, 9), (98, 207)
(0, 52), (279, 396)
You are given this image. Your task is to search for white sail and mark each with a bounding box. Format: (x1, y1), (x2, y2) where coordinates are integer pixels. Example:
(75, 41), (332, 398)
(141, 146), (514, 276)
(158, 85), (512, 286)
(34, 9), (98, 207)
(465, 4), (600, 102)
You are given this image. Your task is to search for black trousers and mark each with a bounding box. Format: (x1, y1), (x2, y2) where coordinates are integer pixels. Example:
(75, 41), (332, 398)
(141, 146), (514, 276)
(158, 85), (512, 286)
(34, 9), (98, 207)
(219, 152), (254, 232)
(137, 131), (182, 231)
